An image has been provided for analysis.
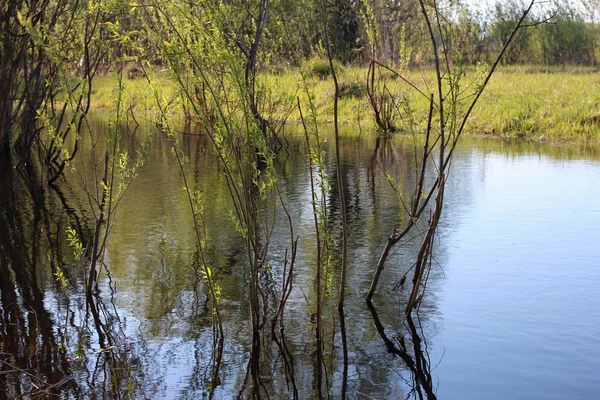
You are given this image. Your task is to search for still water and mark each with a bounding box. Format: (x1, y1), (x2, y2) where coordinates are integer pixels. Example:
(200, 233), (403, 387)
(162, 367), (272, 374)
(0, 122), (599, 399)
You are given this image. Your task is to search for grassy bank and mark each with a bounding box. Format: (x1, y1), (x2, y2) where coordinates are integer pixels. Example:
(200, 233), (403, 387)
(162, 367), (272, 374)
(90, 65), (600, 142)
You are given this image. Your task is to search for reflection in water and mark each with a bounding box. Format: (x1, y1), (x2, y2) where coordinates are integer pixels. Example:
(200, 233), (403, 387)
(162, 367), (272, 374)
(1, 121), (599, 398)
(368, 302), (437, 399)
(270, 209), (299, 398)
(338, 307), (349, 399)
(0, 155), (143, 398)
(0, 157), (76, 397)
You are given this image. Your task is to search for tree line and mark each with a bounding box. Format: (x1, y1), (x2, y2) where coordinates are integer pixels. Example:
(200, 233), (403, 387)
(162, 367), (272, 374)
(1, 0), (597, 160)
(193, 0), (600, 67)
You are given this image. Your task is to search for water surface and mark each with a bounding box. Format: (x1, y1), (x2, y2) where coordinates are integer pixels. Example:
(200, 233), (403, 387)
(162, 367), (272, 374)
(1, 123), (598, 399)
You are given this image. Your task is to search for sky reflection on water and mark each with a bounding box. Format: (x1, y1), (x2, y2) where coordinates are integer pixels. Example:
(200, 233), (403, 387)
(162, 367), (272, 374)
(1, 126), (599, 398)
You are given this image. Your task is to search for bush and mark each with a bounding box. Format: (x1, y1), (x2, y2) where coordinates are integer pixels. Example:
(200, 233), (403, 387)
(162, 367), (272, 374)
(312, 59), (332, 78)
(308, 57), (345, 79)
(338, 81), (365, 99)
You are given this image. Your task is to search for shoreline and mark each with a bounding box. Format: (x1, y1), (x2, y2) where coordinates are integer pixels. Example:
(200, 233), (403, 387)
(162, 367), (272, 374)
(88, 66), (600, 144)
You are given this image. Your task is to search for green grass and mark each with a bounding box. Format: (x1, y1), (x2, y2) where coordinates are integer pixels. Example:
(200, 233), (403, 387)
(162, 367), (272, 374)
(89, 65), (600, 143)
(468, 66), (600, 142)
(91, 70), (180, 117)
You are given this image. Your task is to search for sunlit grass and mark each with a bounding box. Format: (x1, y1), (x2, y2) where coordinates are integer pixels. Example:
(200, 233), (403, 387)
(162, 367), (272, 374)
(471, 68), (600, 142)
(91, 70), (179, 117)
(90, 65), (600, 142)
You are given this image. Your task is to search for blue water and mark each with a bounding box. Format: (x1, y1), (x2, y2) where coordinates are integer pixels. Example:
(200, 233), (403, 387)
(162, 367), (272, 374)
(435, 149), (600, 399)
(2, 129), (599, 399)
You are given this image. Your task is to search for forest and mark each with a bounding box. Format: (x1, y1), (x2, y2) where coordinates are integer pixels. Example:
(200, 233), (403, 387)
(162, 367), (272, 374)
(1, 0), (600, 399)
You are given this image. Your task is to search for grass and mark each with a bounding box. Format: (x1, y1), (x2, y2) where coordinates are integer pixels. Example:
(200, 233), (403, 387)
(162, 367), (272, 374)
(470, 67), (600, 142)
(89, 64), (600, 143)
(90, 71), (180, 117)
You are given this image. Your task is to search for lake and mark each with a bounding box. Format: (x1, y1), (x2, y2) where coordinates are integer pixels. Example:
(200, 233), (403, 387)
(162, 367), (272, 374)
(1, 121), (599, 399)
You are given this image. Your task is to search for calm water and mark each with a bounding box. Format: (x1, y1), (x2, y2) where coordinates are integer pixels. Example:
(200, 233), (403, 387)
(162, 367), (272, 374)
(436, 147), (600, 399)
(1, 122), (599, 399)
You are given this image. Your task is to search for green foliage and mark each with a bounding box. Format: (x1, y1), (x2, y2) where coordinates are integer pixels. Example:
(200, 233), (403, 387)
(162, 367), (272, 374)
(312, 58), (335, 79)
(327, 0), (362, 62)
(66, 226), (84, 261)
(397, 23), (412, 71)
(535, 5), (595, 65)
(488, 0), (597, 66)
(53, 267), (69, 288)
(489, 0), (534, 64)
(299, 69), (334, 295)
(14, 0), (598, 145)
(200, 266), (222, 306)
(359, 0), (379, 54)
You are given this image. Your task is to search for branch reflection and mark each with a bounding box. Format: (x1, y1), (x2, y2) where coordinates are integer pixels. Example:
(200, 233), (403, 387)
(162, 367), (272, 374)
(367, 302), (437, 399)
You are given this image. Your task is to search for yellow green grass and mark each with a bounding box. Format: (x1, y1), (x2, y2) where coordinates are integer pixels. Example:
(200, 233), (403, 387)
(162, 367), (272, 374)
(90, 65), (600, 143)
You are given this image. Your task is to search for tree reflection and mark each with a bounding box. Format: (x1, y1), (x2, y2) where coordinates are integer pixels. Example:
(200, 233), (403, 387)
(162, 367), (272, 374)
(0, 160), (76, 396)
(367, 302), (437, 399)
(0, 126), (474, 398)
(0, 161), (142, 398)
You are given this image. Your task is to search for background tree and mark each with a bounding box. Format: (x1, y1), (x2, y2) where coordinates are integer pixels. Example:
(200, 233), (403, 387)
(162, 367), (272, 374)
(535, 3), (596, 65)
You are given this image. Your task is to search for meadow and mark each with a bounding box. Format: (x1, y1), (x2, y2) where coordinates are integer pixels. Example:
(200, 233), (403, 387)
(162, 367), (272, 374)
(90, 63), (600, 143)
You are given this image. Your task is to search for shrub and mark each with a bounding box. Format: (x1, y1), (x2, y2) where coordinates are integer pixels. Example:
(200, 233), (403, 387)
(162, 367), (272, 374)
(312, 58), (332, 78)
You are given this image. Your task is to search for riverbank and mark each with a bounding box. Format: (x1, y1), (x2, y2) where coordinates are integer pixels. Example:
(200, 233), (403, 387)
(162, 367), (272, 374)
(90, 64), (600, 143)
